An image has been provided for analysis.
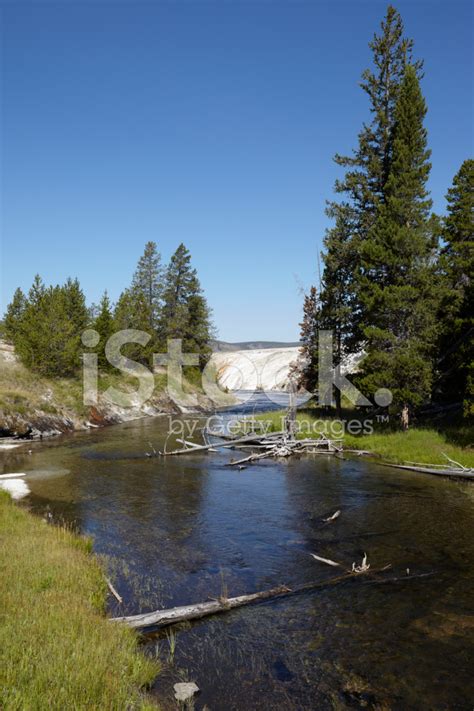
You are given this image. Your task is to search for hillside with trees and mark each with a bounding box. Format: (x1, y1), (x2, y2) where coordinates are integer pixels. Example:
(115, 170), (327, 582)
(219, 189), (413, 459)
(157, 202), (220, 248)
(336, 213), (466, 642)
(0, 242), (213, 435)
(3, 241), (213, 378)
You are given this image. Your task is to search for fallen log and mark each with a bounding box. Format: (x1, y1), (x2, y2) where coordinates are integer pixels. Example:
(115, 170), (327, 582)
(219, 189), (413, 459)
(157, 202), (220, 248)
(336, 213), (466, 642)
(310, 553), (341, 567)
(112, 584), (292, 629)
(176, 438), (218, 452)
(111, 566), (432, 630)
(176, 438), (205, 449)
(228, 450), (276, 467)
(342, 449), (374, 456)
(106, 577), (123, 604)
(380, 462), (474, 480)
(165, 431), (286, 456)
(227, 439), (309, 466)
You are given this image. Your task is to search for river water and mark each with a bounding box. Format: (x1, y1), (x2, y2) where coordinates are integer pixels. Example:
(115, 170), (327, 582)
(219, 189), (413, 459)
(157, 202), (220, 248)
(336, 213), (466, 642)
(3, 395), (474, 709)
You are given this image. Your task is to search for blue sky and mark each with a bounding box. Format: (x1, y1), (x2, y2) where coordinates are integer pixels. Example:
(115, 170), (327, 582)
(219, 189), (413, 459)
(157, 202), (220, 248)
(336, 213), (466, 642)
(1, 0), (472, 341)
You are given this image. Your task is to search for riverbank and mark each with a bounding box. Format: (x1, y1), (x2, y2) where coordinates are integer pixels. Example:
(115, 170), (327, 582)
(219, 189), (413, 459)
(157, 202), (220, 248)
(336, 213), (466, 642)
(0, 491), (159, 709)
(254, 410), (474, 467)
(0, 340), (213, 439)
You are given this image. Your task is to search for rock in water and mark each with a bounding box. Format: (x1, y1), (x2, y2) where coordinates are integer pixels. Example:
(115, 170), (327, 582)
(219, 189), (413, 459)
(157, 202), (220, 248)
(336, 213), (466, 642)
(0, 479), (30, 500)
(173, 682), (200, 702)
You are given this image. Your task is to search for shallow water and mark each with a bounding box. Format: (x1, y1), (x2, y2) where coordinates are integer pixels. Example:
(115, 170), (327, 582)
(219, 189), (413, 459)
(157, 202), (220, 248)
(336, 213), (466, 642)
(3, 397), (474, 709)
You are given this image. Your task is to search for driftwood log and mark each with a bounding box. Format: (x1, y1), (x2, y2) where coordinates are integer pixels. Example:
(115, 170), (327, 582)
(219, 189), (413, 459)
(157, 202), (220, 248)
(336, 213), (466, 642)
(165, 431), (286, 456)
(111, 566), (433, 630)
(226, 437), (343, 467)
(106, 577), (123, 604)
(380, 462), (474, 480)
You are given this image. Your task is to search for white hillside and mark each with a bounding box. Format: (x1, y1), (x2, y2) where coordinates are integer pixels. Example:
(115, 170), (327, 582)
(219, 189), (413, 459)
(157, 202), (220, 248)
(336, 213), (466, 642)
(210, 347), (300, 391)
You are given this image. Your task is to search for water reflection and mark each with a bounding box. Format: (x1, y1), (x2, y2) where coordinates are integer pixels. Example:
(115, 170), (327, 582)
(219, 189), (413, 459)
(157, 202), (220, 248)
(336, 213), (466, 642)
(6, 409), (474, 710)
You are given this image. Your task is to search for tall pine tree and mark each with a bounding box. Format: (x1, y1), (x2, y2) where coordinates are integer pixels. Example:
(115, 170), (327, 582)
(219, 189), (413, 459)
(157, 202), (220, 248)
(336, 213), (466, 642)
(131, 241), (164, 331)
(437, 159), (474, 415)
(15, 275), (47, 372)
(357, 64), (440, 415)
(160, 244), (212, 366)
(298, 286), (321, 392)
(94, 291), (115, 370)
(304, 6), (421, 396)
(3, 287), (27, 344)
(114, 288), (154, 365)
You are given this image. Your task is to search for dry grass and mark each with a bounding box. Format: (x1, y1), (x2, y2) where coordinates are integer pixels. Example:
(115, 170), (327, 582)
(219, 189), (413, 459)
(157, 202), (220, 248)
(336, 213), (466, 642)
(0, 350), (173, 423)
(0, 352), (86, 417)
(0, 492), (159, 710)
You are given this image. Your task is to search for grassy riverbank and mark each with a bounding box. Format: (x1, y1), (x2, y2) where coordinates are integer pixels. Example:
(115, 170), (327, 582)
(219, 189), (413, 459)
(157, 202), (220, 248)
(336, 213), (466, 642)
(0, 340), (214, 436)
(254, 410), (474, 467)
(0, 492), (159, 710)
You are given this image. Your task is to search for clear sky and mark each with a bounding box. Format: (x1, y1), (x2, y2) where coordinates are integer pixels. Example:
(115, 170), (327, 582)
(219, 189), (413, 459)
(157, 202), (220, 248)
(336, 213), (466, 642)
(1, 0), (472, 342)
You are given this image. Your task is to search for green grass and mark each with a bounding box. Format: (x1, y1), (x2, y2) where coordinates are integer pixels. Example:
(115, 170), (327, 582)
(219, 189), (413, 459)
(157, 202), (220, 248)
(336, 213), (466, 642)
(253, 410), (474, 467)
(343, 427), (474, 467)
(0, 492), (159, 710)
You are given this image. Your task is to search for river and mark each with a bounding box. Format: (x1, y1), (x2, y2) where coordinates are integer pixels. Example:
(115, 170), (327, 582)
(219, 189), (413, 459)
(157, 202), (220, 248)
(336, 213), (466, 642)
(2, 394), (474, 709)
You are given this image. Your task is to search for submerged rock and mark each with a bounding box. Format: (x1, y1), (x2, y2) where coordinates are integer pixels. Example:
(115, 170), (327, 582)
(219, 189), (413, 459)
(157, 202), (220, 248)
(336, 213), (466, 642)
(173, 681), (200, 703)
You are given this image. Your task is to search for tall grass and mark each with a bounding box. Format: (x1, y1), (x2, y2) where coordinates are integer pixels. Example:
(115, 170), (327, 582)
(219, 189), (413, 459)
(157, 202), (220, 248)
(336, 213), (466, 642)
(0, 492), (159, 710)
(253, 410), (474, 467)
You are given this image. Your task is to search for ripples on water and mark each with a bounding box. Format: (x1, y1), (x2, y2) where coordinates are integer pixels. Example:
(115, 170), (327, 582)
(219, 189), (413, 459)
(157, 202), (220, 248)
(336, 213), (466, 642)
(3, 399), (473, 709)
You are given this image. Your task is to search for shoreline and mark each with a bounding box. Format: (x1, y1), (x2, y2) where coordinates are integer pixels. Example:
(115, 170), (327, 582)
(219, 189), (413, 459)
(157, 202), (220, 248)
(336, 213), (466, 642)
(0, 490), (160, 709)
(253, 409), (474, 469)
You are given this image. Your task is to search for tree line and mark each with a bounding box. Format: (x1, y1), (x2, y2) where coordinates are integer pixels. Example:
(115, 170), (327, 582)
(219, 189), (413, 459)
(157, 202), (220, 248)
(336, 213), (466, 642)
(3, 242), (213, 377)
(299, 6), (473, 420)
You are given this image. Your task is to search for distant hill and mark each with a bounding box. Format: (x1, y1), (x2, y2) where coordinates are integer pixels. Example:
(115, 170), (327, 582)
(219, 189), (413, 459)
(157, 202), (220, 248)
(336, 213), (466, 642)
(212, 340), (301, 352)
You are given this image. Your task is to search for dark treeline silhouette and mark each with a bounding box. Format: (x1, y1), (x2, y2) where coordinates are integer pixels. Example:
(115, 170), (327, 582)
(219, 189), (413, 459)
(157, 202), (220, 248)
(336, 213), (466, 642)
(3, 242), (213, 377)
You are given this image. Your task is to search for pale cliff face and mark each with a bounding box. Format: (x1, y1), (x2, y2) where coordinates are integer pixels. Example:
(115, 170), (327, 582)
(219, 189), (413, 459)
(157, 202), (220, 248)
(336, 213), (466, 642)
(210, 347), (301, 391)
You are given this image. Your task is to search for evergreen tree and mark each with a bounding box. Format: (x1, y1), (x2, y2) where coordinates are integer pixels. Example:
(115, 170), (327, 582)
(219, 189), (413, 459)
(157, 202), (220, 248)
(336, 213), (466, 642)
(186, 288), (213, 367)
(14, 275), (47, 371)
(62, 278), (89, 333)
(40, 285), (78, 377)
(61, 278), (89, 371)
(10, 276), (85, 377)
(334, 6), (421, 214)
(3, 287), (27, 344)
(315, 5), (421, 378)
(160, 244), (212, 366)
(131, 241), (163, 331)
(357, 65), (440, 415)
(437, 159), (474, 414)
(298, 286), (321, 392)
(320, 205), (361, 406)
(94, 291), (115, 370)
(114, 288), (153, 364)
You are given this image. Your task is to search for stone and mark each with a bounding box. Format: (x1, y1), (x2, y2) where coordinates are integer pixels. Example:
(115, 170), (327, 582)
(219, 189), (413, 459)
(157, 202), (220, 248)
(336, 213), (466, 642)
(173, 682), (200, 702)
